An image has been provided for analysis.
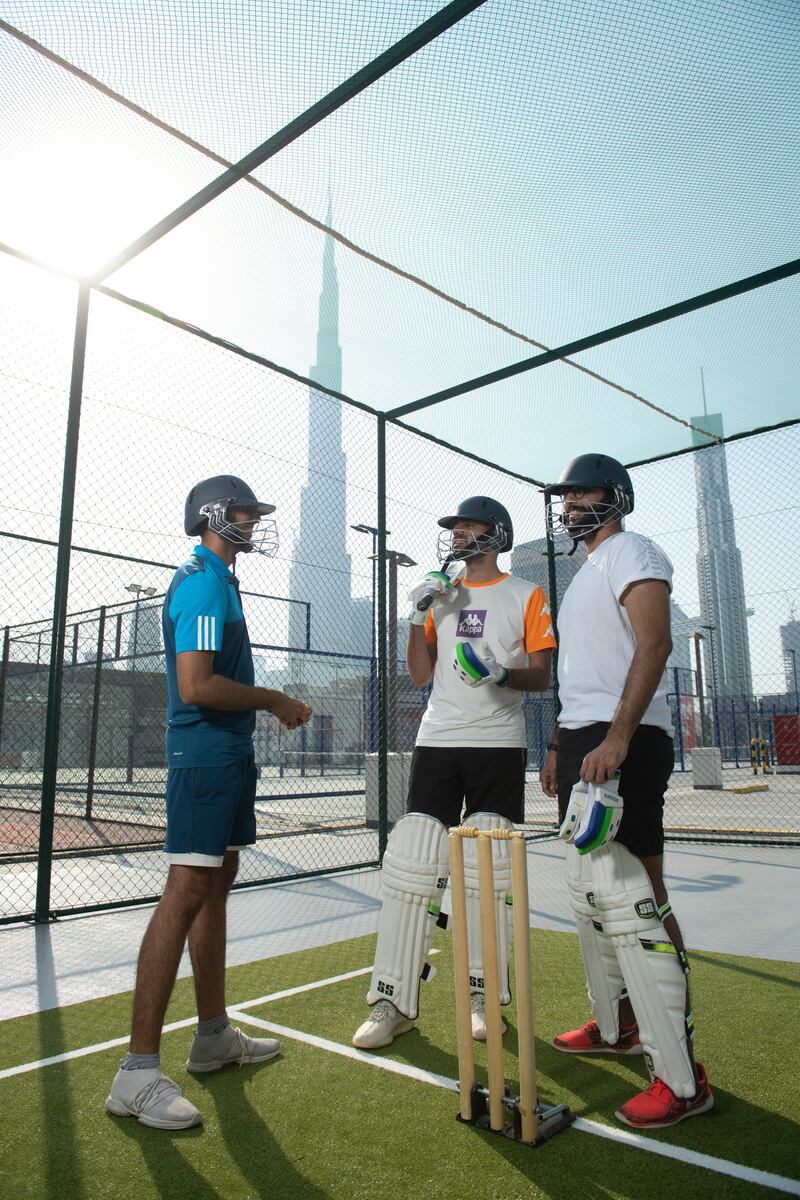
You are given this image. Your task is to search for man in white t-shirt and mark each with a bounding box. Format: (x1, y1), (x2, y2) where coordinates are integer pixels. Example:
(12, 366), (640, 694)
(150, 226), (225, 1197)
(540, 453), (713, 1130)
(353, 496), (556, 1050)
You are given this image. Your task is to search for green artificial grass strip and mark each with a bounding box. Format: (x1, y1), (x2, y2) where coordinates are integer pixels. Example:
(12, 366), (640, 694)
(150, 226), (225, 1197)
(2, 930), (798, 1200)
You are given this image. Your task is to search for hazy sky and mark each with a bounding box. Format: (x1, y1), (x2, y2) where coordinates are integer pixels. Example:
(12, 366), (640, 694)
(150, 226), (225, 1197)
(0, 1), (797, 689)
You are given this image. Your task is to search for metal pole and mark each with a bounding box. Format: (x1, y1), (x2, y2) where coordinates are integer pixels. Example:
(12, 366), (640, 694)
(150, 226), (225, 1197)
(0, 627), (10, 757)
(388, 553), (398, 753)
(543, 494), (560, 721)
(319, 716), (325, 776)
(673, 667), (684, 771)
(701, 625), (722, 750)
(377, 415), (389, 859)
(36, 283), (90, 923)
(731, 702), (739, 768)
(689, 633), (707, 747)
(85, 606), (106, 820)
(370, 542), (377, 754)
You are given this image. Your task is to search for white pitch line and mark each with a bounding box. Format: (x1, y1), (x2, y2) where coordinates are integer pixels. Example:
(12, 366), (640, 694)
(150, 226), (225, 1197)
(230, 1009), (458, 1091)
(231, 1010), (800, 1197)
(3, 956), (799, 1197)
(0, 1018), (197, 1080)
(571, 1119), (800, 1197)
(0, 955), (436, 1082)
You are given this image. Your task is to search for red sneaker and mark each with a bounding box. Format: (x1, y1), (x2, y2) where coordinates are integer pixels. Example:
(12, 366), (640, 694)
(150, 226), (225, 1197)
(615, 1063), (714, 1129)
(553, 1019), (643, 1055)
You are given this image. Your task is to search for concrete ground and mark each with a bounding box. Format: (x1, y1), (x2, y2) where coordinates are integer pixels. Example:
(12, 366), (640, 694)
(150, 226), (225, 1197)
(2, 839), (797, 1021)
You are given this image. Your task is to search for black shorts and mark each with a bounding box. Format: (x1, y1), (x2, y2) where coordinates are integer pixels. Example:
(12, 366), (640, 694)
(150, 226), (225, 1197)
(406, 746), (527, 828)
(556, 723), (673, 857)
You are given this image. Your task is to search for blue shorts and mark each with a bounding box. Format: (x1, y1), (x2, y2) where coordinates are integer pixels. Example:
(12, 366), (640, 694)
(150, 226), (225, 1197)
(165, 754), (257, 866)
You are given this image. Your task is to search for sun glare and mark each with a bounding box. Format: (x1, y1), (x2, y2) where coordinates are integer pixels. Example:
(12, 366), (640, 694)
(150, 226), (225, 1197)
(3, 139), (171, 278)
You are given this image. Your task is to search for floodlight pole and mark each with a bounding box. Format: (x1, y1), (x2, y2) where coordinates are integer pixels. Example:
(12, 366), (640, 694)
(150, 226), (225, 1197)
(699, 624), (721, 749)
(351, 524), (382, 755)
(85, 605), (106, 821)
(384, 550), (416, 753)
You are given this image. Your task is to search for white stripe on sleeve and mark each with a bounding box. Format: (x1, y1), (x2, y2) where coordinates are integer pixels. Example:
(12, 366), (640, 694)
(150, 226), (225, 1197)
(197, 614), (203, 651)
(211, 615), (216, 649)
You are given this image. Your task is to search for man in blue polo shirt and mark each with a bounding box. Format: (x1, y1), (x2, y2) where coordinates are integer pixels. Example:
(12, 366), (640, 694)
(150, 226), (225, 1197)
(107, 475), (311, 1130)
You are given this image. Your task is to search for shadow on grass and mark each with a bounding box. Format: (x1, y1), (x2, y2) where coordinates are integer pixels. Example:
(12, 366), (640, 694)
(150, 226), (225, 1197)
(36, 925), (83, 1199)
(114, 1120), (219, 1200)
(459, 1077), (800, 1199)
(192, 1064), (330, 1200)
(689, 948), (800, 989)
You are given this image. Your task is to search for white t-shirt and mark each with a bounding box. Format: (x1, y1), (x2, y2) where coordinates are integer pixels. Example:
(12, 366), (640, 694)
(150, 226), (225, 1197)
(557, 531), (674, 734)
(416, 573), (556, 748)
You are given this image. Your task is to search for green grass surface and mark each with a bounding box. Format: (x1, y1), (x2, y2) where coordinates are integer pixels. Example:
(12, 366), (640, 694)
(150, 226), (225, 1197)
(2, 930), (798, 1200)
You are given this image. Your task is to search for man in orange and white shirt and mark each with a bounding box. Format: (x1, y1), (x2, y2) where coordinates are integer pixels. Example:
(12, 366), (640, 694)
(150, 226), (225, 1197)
(353, 496), (555, 1050)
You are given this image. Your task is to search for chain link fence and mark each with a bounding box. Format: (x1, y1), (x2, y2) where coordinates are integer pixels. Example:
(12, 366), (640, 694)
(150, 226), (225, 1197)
(1, 2), (798, 922)
(2, 262), (799, 924)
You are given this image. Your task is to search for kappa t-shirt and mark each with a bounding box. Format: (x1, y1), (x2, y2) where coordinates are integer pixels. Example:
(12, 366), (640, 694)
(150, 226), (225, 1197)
(416, 573), (556, 748)
(556, 530), (674, 733)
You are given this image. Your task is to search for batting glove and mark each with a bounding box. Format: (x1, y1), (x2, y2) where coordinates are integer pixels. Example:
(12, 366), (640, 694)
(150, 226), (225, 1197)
(408, 570), (456, 625)
(453, 642), (509, 688)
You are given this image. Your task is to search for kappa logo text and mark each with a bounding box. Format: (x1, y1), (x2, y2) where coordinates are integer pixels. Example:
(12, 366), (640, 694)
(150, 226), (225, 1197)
(456, 609), (486, 637)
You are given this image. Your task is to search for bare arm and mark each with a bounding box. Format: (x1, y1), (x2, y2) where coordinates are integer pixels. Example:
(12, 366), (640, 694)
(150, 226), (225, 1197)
(504, 649), (552, 693)
(580, 579), (672, 783)
(176, 652), (311, 729)
(406, 624), (437, 689)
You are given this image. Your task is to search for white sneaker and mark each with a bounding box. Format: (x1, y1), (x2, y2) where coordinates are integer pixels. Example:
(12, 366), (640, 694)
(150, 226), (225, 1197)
(470, 991), (507, 1042)
(106, 1067), (202, 1130)
(186, 1026), (280, 1073)
(352, 1000), (416, 1049)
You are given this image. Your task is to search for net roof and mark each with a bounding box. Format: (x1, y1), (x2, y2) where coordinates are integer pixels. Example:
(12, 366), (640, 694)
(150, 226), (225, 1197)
(2, 0), (797, 483)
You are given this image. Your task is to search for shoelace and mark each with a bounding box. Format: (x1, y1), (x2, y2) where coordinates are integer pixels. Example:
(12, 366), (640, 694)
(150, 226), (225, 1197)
(470, 993), (485, 1016)
(229, 1027), (251, 1068)
(370, 1000), (401, 1023)
(133, 1074), (182, 1113)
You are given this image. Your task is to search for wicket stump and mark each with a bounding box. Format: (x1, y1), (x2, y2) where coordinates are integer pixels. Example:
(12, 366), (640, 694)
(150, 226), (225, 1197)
(448, 826), (573, 1146)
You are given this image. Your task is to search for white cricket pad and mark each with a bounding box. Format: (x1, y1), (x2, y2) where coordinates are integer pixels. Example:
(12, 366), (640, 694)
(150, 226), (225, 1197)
(462, 812), (514, 1006)
(564, 843), (624, 1043)
(366, 813), (450, 1020)
(592, 842), (695, 1097)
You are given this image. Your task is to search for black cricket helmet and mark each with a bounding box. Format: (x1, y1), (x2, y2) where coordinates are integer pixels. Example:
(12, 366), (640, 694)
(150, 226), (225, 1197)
(184, 475), (278, 556)
(437, 495), (513, 560)
(543, 454), (633, 552)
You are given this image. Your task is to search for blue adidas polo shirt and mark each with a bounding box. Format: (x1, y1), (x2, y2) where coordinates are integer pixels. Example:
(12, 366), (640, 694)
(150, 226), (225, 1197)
(163, 545), (255, 767)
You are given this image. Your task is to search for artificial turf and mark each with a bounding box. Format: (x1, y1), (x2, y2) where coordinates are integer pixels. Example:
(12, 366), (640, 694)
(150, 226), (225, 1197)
(1, 929), (797, 1200)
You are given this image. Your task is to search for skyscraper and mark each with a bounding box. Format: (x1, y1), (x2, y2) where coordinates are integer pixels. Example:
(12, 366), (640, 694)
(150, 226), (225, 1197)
(691, 411), (753, 699)
(287, 212), (362, 664)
